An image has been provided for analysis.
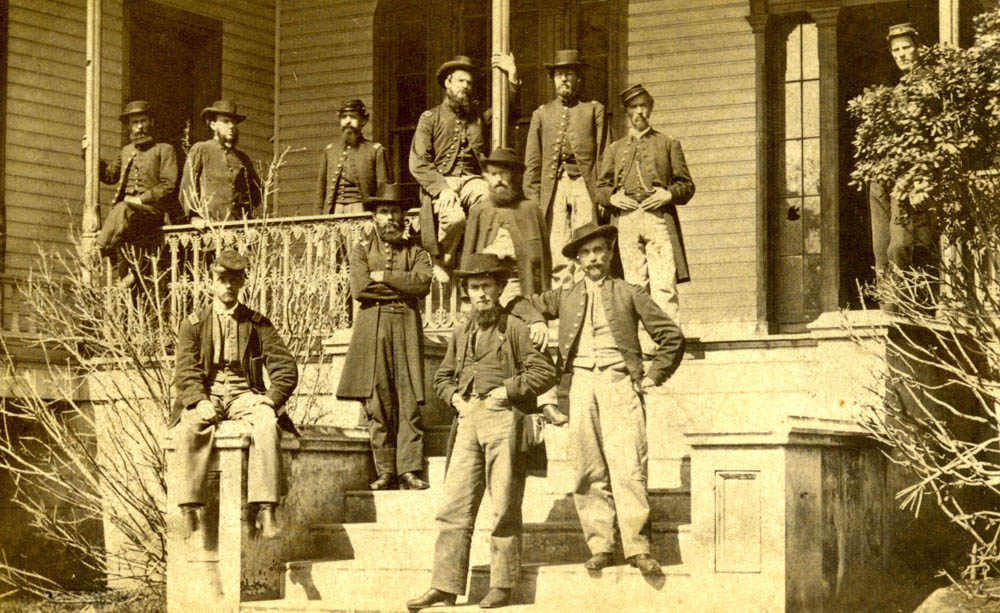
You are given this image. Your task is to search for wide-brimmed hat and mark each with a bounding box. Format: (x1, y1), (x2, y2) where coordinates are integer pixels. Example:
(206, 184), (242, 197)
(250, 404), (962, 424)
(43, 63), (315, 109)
(201, 100), (247, 124)
(561, 222), (618, 258)
(211, 249), (248, 276)
(620, 84), (653, 107)
(436, 55), (479, 87)
(363, 182), (419, 211)
(454, 252), (510, 280)
(119, 100), (152, 122)
(886, 22), (919, 42)
(338, 99), (368, 117)
(544, 49), (588, 73)
(481, 148), (525, 172)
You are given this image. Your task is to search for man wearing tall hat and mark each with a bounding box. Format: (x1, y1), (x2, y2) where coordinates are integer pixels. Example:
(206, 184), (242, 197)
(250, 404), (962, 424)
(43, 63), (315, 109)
(524, 49), (609, 289)
(180, 100), (262, 226)
(869, 23), (936, 304)
(316, 99), (390, 215)
(508, 222), (684, 576)
(92, 100), (179, 284)
(407, 252), (557, 611)
(597, 84), (695, 325)
(409, 52), (519, 283)
(337, 183), (434, 491)
(172, 249), (300, 539)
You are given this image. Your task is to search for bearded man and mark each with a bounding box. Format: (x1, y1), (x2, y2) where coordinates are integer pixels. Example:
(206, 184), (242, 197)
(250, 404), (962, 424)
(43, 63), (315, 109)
(337, 183), (434, 490)
(317, 99), (390, 215)
(180, 100), (262, 226)
(91, 100), (178, 284)
(410, 53), (519, 282)
(524, 50), (608, 289)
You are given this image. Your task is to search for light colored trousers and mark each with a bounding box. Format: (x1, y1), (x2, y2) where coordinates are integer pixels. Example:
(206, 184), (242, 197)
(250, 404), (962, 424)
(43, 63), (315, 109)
(550, 174), (595, 289)
(432, 402), (524, 594)
(569, 363), (651, 559)
(173, 389), (282, 505)
(617, 208), (680, 325)
(436, 175), (490, 267)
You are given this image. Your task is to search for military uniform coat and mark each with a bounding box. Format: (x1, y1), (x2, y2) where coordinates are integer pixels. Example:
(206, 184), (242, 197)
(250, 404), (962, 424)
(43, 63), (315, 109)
(523, 99), (608, 222)
(462, 196), (551, 294)
(316, 137), (390, 214)
(98, 141), (178, 243)
(172, 303), (300, 435)
(597, 130), (695, 283)
(180, 139), (262, 221)
(336, 230), (433, 401)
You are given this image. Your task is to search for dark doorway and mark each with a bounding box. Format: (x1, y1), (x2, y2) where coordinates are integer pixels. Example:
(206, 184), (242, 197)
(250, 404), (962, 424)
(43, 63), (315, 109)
(837, 1), (937, 310)
(124, 0), (222, 153)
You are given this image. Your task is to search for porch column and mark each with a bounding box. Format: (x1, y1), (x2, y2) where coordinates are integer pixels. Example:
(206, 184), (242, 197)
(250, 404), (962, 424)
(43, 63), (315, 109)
(939, 0), (960, 45)
(810, 7), (840, 314)
(83, 0), (103, 279)
(491, 0), (510, 149)
(745, 12), (770, 333)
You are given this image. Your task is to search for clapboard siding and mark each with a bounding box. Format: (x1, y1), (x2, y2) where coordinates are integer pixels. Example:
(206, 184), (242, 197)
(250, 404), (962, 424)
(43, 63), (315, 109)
(3, 0), (275, 278)
(277, 0), (378, 216)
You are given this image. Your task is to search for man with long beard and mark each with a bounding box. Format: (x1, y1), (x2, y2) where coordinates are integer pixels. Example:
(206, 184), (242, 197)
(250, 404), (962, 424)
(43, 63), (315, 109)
(316, 99), (390, 215)
(407, 252), (557, 611)
(181, 100), (262, 226)
(524, 49), (608, 289)
(92, 100), (178, 284)
(337, 183), (434, 490)
(410, 53), (519, 282)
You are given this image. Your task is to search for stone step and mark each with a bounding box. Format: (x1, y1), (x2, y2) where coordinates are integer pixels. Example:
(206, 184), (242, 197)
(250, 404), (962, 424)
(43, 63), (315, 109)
(306, 520), (690, 567)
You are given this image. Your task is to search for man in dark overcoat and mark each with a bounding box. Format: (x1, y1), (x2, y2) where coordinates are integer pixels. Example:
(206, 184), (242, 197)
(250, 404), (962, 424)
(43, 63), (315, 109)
(172, 249), (300, 539)
(336, 183), (433, 490)
(94, 100), (178, 284)
(597, 84), (695, 325)
(409, 53), (519, 282)
(316, 99), (390, 215)
(407, 253), (557, 611)
(509, 223), (684, 576)
(523, 49), (609, 289)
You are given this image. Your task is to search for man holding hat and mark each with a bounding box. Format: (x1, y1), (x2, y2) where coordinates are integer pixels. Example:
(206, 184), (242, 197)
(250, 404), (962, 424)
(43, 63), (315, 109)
(407, 252), (557, 611)
(172, 249), (300, 539)
(524, 49), (609, 289)
(463, 147), (551, 305)
(508, 222), (684, 576)
(597, 84), (695, 325)
(337, 183), (434, 491)
(868, 23), (936, 300)
(316, 99), (390, 215)
(91, 100), (179, 283)
(410, 52), (519, 283)
(180, 100), (262, 226)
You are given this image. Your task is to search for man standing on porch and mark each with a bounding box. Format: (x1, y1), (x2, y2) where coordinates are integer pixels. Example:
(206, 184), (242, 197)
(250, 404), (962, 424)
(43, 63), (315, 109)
(337, 183), (434, 491)
(524, 49), (608, 289)
(598, 84), (695, 325)
(508, 223), (684, 576)
(409, 53), (519, 283)
(316, 99), (390, 215)
(180, 100), (262, 226)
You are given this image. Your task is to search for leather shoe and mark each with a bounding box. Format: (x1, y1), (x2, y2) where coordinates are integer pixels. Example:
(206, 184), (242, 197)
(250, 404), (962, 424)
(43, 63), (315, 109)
(628, 553), (661, 576)
(406, 587), (456, 610)
(370, 473), (397, 490)
(479, 587), (511, 608)
(584, 552), (613, 570)
(257, 504), (281, 539)
(399, 471), (430, 490)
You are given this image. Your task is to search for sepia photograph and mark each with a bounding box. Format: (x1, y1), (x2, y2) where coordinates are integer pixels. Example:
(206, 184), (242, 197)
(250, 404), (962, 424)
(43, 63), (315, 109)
(1, 0), (1000, 611)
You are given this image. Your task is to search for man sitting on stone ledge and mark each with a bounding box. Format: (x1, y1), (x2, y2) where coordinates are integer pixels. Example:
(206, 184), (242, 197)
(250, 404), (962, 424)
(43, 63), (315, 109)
(171, 249), (300, 539)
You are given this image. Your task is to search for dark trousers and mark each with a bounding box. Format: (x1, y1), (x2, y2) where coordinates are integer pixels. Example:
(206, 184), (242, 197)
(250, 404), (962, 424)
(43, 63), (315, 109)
(366, 311), (424, 476)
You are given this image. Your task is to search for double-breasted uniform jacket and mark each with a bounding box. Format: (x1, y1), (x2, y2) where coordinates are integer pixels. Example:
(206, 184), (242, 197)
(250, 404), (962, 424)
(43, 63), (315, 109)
(172, 303), (300, 435)
(462, 196), (552, 294)
(315, 137), (390, 214)
(336, 230), (433, 401)
(434, 310), (558, 472)
(510, 277), (685, 391)
(180, 139), (262, 221)
(523, 99), (608, 222)
(99, 141), (179, 228)
(597, 129), (696, 283)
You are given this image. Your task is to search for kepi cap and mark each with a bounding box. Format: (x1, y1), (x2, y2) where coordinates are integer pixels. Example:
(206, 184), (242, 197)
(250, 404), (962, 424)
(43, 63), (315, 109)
(211, 249), (248, 276)
(120, 100), (152, 122)
(619, 84), (652, 107)
(887, 23), (919, 41)
(338, 99), (368, 117)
